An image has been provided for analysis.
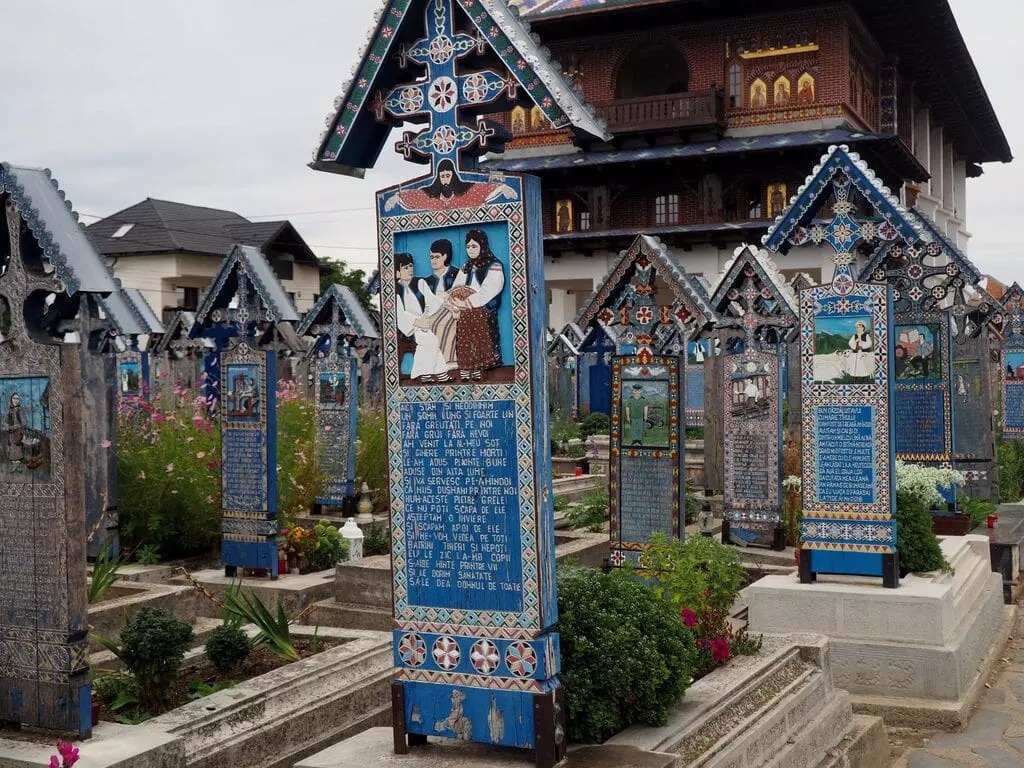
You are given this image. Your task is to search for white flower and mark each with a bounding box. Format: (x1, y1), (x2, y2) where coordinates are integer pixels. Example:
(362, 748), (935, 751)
(895, 461), (964, 509)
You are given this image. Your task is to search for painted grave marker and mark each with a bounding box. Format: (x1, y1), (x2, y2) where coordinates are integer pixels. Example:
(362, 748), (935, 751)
(309, 0), (606, 763)
(953, 333), (997, 497)
(0, 163), (121, 736)
(572, 235), (714, 563)
(297, 285), (376, 511)
(762, 144), (929, 584)
(610, 355), (684, 565)
(708, 246), (797, 550)
(192, 245), (299, 577)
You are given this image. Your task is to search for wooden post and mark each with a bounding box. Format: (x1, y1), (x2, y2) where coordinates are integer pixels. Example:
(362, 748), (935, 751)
(703, 335), (724, 495)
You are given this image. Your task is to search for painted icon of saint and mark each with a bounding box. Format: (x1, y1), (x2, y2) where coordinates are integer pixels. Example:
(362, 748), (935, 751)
(751, 82), (767, 108)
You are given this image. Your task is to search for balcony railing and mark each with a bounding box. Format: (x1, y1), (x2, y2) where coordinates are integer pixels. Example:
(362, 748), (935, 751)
(597, 89), (725, 134)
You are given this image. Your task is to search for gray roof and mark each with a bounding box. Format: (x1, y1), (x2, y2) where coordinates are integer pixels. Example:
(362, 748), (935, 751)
(99, 284), (147, 336)
(297, 284), (379, 340)
(193, 244), (300, 331)
(0, 163), (118, 295)
(86, 198), (319, 266)
(124, 288), (165, 334)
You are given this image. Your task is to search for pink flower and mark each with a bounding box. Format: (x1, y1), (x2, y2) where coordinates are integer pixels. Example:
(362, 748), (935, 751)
(680, 608), (697, 628)
(49, 757), (59, 768)
(166, 463), (174, 473)
(100, 440), (112, 449)
(196, 451), (206, 459)
(711, 637), (731, 663)
(154, 413), (166, 423)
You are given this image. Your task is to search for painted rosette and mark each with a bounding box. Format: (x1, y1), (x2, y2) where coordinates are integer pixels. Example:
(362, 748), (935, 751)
(432, 635), (461, 670)
(398, 633), (427, 667)
(505, 640), (538, 678)
(469, 639), (501, 675)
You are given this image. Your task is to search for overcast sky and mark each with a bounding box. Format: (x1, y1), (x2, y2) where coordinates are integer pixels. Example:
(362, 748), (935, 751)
(1, 1), (1017, 282)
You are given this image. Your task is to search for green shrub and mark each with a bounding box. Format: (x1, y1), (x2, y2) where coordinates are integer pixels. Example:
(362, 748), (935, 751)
(205, 624), (251, 675)
(999, 441), (1024, 503)
(224, 582), (299, 662)
(88, 549), (123, 604)
(551, 408), (581, 445)
(565, 492), (608, 532)
(960, 494), (997, 529)
(579, 412), (610, 439)
(356, 405), (388, 510)
(556, 567), (698, 743)
(92, 670), (139, 711)
(307, 521), (349, 572)
(553, 495), (571, 512)
(684, 489), (701, 526)
(118, 607), (195, 709)
(560, 441), (588, 459)
(363, 521), (391, 556)
(896, 490), (947, 574)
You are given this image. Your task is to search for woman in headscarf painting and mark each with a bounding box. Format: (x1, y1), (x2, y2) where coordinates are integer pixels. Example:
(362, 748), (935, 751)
(383, 159), (518, 212)
(447, 230), (505, 381)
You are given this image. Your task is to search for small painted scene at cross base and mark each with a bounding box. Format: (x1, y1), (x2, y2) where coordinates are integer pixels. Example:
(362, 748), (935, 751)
(118, 359), (142, 396)
(0, 376), (51, 482)
(621, 379), (670, 448)
(318, 372), (347, 406)
(894, 323), (941, 381)
(813, 313), (876, 383)
(729, 358), (771, 419)
(392, 215), (515, 387)
(1005, 351), (1024, 381)
(224, 363), (261, 420)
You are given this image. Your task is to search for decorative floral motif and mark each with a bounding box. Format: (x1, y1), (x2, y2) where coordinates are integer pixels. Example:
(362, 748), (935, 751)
(470, 639), (500, 674)
(504, 641), (537, 678)
(433, 635), (461, 670)
(428, 76), (458, 112)
(399, 633), (427, 667)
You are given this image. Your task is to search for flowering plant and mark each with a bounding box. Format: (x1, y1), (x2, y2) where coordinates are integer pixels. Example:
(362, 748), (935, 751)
(895, 460), (964, 510)
(632, 533), (760, 675)
(49, 741), (79, 768)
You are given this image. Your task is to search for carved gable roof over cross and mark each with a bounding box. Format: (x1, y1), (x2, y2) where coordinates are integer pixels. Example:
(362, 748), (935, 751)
(1, 163), (117, 297)
(297, 284), (380, 358)
(761, 145), (928, 284)
(1000, 283), (1024, 341)
(574, 235), (716, 356)
(310, 0), (607, 177)
(858, 208), (992, 341)
(547, 322), (583, 357)
(709, 245), (798, 345)
(153, 311), (212, 355)
(191, 244), (299, 337)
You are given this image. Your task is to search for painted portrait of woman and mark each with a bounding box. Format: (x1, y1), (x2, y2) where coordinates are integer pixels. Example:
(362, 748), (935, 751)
(447, 229), (505, 380)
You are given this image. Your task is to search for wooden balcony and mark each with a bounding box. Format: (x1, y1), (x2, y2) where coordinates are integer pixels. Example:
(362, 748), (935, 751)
(598, 90), (725, 134)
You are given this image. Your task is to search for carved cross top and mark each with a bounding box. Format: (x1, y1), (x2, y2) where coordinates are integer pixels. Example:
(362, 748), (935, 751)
(311, 302), (352, 358)
(787, 173), (899, 284)
(374, 0), (518, 170)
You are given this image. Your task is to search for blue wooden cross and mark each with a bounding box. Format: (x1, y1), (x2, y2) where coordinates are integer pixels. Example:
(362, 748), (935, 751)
(373, 0), (518, 170)
(786, 173), (900, 285)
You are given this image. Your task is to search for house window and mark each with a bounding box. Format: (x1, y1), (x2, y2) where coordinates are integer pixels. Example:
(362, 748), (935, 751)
(271, 259), (294, 281)
(728, 63), (742, 108)
(655, 194), (680, 225)
(579, 210), (592, 231)
(112, 223), (134, 238)
(181, 286), (199, 311)
(747, 187), (762, 219)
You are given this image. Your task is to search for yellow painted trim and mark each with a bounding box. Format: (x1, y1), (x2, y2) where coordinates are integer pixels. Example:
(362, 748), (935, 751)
(739, 43), (820, 60)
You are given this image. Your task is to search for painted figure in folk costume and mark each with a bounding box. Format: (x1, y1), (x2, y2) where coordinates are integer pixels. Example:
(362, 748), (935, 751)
(395, 252), (454, 382)
(846, 321), (874, 378)
(449, 229), (504, 380)
(383, 159), (517, 213)
(624, 384), (648, 446)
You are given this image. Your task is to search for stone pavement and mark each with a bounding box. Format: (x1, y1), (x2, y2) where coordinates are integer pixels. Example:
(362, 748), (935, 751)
(890, 609), (1024, 767)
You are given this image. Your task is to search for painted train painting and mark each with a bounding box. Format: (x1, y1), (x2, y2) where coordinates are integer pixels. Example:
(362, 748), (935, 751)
(0, 376), (51, 482)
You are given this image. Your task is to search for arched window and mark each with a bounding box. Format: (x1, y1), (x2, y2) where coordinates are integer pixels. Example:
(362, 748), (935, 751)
(654, 194), (680, 225)
(728, 63), (742, 108)
(615, 45), (689, 100)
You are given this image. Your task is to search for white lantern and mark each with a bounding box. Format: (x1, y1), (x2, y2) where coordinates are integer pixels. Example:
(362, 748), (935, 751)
(341, 517), (364, 561)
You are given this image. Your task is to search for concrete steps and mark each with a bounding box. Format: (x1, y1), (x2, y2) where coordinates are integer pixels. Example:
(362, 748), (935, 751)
(311, 599), (392, 632)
